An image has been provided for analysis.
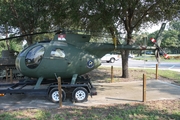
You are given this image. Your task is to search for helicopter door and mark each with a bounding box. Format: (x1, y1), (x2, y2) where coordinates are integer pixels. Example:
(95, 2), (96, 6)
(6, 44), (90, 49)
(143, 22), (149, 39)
(47, 48), (67, 76)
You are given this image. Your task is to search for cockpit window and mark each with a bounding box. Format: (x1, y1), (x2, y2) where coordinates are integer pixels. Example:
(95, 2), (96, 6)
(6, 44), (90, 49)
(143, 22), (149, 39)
(51, 48), (65, 58)
(25, 46), (45, 69)
(19, 43), (36, 57)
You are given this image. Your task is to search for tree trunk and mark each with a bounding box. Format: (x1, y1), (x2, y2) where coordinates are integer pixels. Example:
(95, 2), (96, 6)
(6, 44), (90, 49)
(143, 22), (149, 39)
(5, 24), (10, 51)
(137, 50), (142, 56)
(121, 26), (133, 78)
(26, 36), (33, 45)
(121, 50), (129, 78)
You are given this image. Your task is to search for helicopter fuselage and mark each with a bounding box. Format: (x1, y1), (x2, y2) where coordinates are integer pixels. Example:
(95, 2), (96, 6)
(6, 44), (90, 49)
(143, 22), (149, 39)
(15, 33), (157, 80)
(16, 40), (103, 79)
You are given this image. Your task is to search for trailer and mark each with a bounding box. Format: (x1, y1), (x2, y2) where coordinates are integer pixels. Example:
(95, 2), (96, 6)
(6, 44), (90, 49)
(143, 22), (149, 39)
(0, 76), (97, 103)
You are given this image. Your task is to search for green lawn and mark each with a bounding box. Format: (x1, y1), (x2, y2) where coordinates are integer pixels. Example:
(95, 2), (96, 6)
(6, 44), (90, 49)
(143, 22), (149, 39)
(134, 54), (180, 62)
(0, 67), (180, 120)
(90, 67), (180, 85)
(0, 100), (180, 120)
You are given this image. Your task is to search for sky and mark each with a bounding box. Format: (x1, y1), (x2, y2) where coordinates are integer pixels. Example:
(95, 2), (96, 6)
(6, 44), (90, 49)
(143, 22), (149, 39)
(143, 22), (168, 33)
(145, 24), (161, 33)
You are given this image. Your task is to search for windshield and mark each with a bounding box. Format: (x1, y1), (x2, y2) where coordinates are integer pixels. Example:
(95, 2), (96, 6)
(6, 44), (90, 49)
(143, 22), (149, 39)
(25, 45), (45, 69)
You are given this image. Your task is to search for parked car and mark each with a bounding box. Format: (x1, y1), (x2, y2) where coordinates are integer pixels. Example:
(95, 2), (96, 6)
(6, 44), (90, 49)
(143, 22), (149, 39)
(101, 54), (119, 63)
(142, 51), (154, 55)
(129, 54), (135, 58)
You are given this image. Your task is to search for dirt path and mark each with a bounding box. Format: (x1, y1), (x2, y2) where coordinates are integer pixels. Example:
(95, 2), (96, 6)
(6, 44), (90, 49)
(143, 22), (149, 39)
(0, 80), (180, 110)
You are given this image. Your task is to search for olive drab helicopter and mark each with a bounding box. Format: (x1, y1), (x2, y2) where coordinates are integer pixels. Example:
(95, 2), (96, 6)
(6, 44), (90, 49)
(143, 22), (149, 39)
(16, 23), (167, 80)
(0, 23), (169, 103)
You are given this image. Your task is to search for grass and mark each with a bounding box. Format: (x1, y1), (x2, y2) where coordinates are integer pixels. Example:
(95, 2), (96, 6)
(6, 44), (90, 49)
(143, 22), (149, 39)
(0, 100), (180, 120)
(90, 66), (180, 85)
(146, 69), (180, 84)
(134, 55), (180, 62)
(0, 109), (50, 120)
(0, 67), (180, 119)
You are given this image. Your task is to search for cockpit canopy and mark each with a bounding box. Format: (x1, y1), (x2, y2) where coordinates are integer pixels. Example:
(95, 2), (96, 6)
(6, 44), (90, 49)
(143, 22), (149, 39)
(25, 45), (45, 69)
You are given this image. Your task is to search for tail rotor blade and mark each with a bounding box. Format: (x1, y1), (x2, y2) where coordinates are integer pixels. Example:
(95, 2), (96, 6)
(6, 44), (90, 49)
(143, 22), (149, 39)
(155, 23), (166, 46)
(150, 38), (170, 61)
(149, 23), (170, 62)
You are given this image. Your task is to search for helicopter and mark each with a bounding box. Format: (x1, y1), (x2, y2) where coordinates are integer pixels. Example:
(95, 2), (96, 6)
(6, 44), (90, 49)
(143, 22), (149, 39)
(0, 23), (168, 103)
(16, 23), (167, 80)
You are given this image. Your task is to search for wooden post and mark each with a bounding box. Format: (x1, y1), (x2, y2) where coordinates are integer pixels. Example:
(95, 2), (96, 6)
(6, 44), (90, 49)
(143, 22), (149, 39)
(156, 64), (158, 80)
(111, 66), (114, 83)
(143, 74), (146, 102)
(57, 77), (62, 107)
(10, 69), (13, 83)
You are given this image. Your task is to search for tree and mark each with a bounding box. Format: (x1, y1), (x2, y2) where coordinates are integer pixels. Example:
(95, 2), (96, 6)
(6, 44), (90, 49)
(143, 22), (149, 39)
(162, 30), (180, 54)
(169, 21), (180, 52)
(57, 0), (180, 78)
(169, 21), (180, 31)
(0, 0), (53, 45)
(133, 32), (149, 56)
(0, 0), (179, 78)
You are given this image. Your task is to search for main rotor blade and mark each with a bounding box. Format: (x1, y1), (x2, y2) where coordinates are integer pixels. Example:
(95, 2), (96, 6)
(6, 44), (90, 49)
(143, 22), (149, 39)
(0, 31), (55, 41)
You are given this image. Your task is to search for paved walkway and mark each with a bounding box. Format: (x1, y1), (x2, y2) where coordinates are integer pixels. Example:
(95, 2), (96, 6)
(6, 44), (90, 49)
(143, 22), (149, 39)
(0, 80), (180, 110)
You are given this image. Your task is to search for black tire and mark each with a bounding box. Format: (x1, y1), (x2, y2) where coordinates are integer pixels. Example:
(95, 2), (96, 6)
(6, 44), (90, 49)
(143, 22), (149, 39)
(110, 58), (115, 63)
(72, 87), (88, 103)
(49, 88), (66, 103)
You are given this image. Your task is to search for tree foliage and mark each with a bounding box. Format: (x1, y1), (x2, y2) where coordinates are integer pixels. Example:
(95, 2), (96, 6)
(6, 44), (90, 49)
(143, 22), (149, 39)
(162, 21), (180, 53)
(0, 0), (179, 78)
(169, 22), (180, 31)
(60, 0), (180, 78)
(0, 0), (54, 45)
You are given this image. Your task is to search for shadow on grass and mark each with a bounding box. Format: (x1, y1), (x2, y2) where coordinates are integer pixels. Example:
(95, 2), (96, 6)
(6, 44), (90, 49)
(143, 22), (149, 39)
(1, 100), (180, 120)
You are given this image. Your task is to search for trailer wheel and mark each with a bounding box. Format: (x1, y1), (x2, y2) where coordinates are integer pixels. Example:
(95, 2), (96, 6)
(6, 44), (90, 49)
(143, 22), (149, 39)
(72, 87), (88, 103)
(49, 88), (66, 103)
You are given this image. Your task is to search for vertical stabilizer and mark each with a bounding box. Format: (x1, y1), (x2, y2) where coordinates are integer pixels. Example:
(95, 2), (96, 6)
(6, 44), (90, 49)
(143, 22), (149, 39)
(155, 23), (166, 46)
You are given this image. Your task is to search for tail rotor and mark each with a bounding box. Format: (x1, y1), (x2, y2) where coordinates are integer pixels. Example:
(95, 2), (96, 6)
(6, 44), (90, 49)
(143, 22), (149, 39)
(150, 23), (169, 62)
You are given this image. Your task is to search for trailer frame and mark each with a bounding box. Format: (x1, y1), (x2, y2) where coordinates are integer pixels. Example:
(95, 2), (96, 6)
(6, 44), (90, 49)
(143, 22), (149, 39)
(0, 77), (97, 103)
